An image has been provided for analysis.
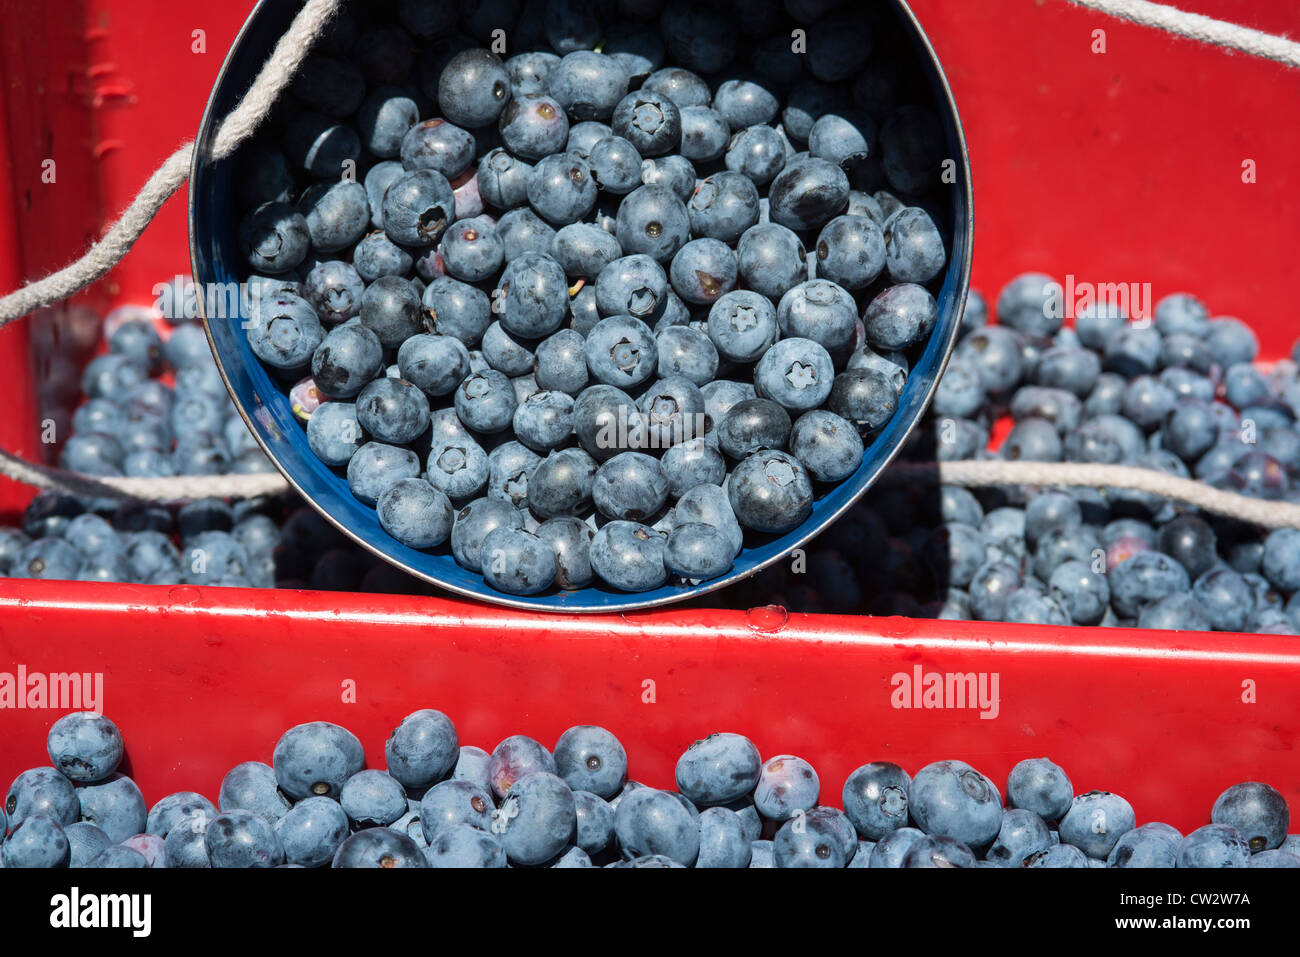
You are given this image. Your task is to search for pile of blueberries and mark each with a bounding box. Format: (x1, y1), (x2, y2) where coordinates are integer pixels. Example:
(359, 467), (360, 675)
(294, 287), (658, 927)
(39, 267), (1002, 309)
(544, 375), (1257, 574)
(726, 278), (1300, 633)
(2, 710), (1294, 868)
(232, 0), (953, 595)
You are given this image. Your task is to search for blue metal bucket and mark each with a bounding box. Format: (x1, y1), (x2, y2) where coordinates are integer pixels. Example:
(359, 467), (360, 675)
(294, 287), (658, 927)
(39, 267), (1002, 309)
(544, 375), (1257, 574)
(190, 0), (973, 612)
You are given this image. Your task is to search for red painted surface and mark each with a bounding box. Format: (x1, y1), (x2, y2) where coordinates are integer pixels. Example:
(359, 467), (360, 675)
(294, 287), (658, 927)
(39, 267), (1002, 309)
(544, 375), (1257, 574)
(0, 581), (1296, 832)
(0, 0), (1298, 827)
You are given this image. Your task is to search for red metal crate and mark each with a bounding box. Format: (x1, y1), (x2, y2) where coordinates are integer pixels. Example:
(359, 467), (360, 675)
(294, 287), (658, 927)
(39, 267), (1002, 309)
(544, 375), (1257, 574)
(1, 0), (1298, 834)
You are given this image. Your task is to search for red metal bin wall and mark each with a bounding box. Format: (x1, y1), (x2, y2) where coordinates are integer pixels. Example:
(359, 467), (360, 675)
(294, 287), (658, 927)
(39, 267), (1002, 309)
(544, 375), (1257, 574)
(0, 0), (1298, 834)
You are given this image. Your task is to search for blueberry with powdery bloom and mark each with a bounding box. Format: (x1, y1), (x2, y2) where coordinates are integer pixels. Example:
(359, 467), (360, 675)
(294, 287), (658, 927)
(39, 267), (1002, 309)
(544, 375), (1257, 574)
(247, 294), (324, 370)
(675, 732), (762, 806)
(768, 157), (849, 231)
(669, 238), (737, 306)
(589, 521), (668, 592)
(498, 94), (570, 160)
(554, 726), (628, 799)
(437, 48), (511, 128)
(778, 279), (858, 353)
(615, 184), (691, 263)
(45, 711), (123, 784)
(548, 51), (629, 122)
(272, 721), (365, 801)
(381, 168), (456, 247)
(843, 762), (912, 841)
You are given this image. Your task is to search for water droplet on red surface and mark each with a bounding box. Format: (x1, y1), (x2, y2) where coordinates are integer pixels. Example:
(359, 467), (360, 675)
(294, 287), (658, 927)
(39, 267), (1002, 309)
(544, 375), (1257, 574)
(745, 604), (788, 632)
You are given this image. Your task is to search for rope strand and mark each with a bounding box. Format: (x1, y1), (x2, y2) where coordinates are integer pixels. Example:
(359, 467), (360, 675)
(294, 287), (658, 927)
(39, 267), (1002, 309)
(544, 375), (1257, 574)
(1067, 0), (1300, 68)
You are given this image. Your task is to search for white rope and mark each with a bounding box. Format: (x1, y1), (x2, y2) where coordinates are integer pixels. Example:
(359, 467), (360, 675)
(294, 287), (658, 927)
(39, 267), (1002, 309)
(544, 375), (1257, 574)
(0, 0), (342, 326)
(1067, 0), (1300, 68)
(0, 447), (289, 502)
(3, 444), (1296, 527)
(884, 460), (1300, 528)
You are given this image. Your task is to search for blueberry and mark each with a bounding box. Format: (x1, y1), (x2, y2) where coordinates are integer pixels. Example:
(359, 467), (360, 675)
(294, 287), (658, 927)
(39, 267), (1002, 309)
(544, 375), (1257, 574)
(909, 760), (1003, 847)
(1212, 782), (1289, 852)
(768, 157), (849, 231)
(273, 721), (365, 801)
(65, 821), (114, 867)
(528, 448), (597, 518)
(494, 251), (568, 339)
(586, 135), (643, 195)
(377, 479), (454, 549)
(356, 377), (432, 445)
(901, 835), (979, 868)
(595, 254), (667, 321)
(656, 325), (719, 386)
(551, 224), (622, 280)
(146, 791), (218, 838)
(548, 51), (628, 122)
(1058, 790), (1136, 858)
(437, 48), (510, 127)
(530, 329), (588, 396)
(437, 217), (503, 283)
(589, 520), (668, 591)
(592, 452), (669, 521)
(827, 368), (898, 436)
(864, 282), (938, 352)
(695, 806), (752, 867)
(218, 761), (291, 823)
(736, 223), (807, 302)
(456, 370), (518, 433)
(536, 516), (594, 588)
(675, 733), (761, 806)
(638, 375), (706, 447)
(6, 767), (79, 828)
(452, 497), (523, 572)
(728, 449), (813, 534)
(2, 814), (70, 868)
(265, 795), (347, 868)
(773, 814), (847, 868)
(419, 780), (494, 839)
(641, 65), (711, 107)
(527, 154), (598, 224)
(613, 788), (699, 865)
(238, 201), (310, 273)
(494, 771), (576, 865)
(678, 105), (731, 163)
(754, 337), (834, 413)
(661, 438), (726, 497)
(843, 762), (912, 841)
(423, 823), (508, 867)
(1192, 567), (1255, 631)
(566, 119), (614, 158)
(336, 771), (406, 829)
(585, 316), (659, 389)
(1262, 527), (1300, 592)
(479, 526), (558, 595)
(615, 184), (690, 263)
(476, 148), (533, 211)
(688, 171), (760, 244)
(712, 76), (779, 129)
(753, 755), (819, 822)
(488, 734), (557, 800)
(1177, 823), (1251, 868)
(381, 168), (456, 246)
(704, 291), (777, 365)
(303, 261), (366, 326)
(664, 522), (734, 580)
(347, 442), (421, 507)
(814, 215), (886, 290)
(639, 154), (696, 204)
(77, 773), (148, 843)
(778, 279), (858, 353)
(1207, 317), (1258, 366)
(247, 294), (324, 370)
(45, 712), (122, 784)
(716, 398), (790, 460)
(554, 726), (628, 799)
(1106, 822), (1182, 867)
(282, 111), (362, 178)
(332, 828), (427, 867)
(307, 402), (366, 467)
(1046, 559), (1110, 625)
(357, 86), (420, 158)
(984, 808), (1053, 866)
(505, 50), (560, 97)
(1108, 550), (1190, 618)
(724, 124), (787, 186)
